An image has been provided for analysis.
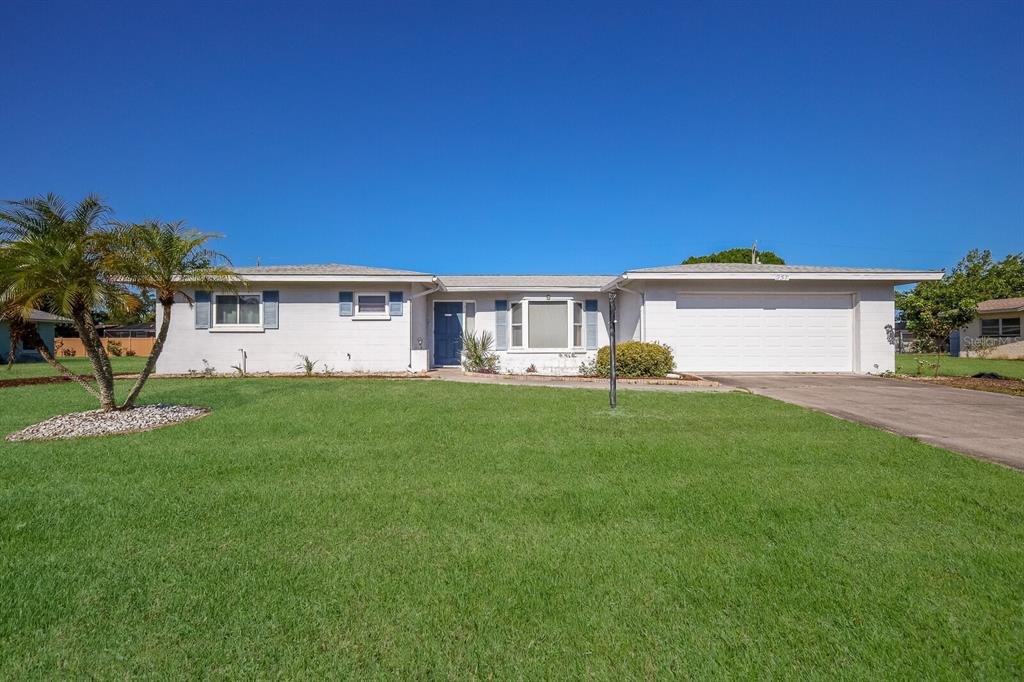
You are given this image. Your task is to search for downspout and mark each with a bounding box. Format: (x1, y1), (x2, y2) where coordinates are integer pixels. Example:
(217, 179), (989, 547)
(409, 279), (442, 370)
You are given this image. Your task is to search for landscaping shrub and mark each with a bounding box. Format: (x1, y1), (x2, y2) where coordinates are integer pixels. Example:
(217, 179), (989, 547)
(462, 331), (500, 373)
(595, 341), (674, 377)
(106, 339), (124, 357)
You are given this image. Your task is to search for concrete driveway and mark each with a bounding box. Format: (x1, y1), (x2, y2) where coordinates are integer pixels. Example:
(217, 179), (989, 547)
(706, 374), (1024, 470)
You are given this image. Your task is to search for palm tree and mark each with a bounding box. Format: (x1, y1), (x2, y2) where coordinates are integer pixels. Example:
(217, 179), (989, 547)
(0, 194), (137, 409)
(106, 220), (238, 409)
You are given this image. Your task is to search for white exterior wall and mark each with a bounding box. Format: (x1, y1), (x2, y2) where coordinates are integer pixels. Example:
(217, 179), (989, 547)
(155, 284), (423, 374)
(638, 280), (897, 374)
(156, 278), (905, 376)
(427, 291), (611, 374)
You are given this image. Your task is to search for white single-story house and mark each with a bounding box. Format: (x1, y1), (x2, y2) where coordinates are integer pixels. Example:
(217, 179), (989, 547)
(957, 297), (1024, 359)
(156, 262), (942, 375)
(0, 309), (70, 362)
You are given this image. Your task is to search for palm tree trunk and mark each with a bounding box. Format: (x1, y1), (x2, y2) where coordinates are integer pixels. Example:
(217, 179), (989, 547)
(72, 306), (117, 410)
(34, 338), (102, 398)
(120, 300), (172, 409)
(6, 317), (100, 397)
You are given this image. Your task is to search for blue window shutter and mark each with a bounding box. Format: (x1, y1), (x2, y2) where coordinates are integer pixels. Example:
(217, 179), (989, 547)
(263, 290), (279, 329)
(389, 291), (404, 316)
(339, 291), (354, 316)
(585, 299), (599, 350)
(194, 290), (211, 329)
(495, 300), (508, 351)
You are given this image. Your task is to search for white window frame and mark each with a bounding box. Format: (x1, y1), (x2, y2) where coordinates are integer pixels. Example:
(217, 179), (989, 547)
(354, 292), (391, 320)
(509, 297), (586, 352)
(211, 291), (263, 331)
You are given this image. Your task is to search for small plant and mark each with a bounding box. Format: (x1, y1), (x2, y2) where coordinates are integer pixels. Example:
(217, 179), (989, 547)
(578, 358), (598, 377)
(107, 339), (124, 357)
(295, 354), (318, 376)
(915, 357), (940, 377)
(61, 346), (77, 358)
(461, 331), (500, 373)
(321, 364), (335, 376)
(188, 359), (217, 378)
(525, 363), (538, 374)
(231, 364), (246, 377)
(125, 348), (137, 357)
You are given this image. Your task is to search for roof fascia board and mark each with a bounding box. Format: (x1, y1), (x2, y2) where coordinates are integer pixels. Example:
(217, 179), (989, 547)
(621, 271), (944, 283)
(441, 285), (607, 293)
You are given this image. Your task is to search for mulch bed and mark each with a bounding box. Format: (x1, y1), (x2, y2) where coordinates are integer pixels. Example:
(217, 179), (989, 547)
(896, 375), (1024, 397)
(463, 371), (719, 386)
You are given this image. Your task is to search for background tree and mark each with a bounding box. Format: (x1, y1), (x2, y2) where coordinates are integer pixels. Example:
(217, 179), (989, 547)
(897, 279), (978, 375)
(683, 247), (785, 265)
(946, 249), (1024, 301)
(0, 194), (139, 410)
(105, 220), (238, 408)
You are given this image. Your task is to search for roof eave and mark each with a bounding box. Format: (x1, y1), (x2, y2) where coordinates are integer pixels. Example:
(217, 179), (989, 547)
(442, 285), (609, 293)
(620, 271), (945, 283)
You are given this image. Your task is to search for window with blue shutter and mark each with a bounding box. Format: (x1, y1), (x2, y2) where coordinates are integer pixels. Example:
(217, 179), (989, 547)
(585, 299), (599, 350)
(389, 291), (404, 316)
(194, 290), (211, 329)
(263, 290), (279, 329)
(339, 291), (354, 316)
(495, 300), (508, 351)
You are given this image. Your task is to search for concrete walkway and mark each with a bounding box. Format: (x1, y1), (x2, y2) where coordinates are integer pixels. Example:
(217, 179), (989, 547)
(429, 368), (732, 393)
(707, 374), (1024, 470)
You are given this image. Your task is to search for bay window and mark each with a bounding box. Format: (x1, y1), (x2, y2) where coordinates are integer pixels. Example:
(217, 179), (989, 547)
(509, 299), (586, 350)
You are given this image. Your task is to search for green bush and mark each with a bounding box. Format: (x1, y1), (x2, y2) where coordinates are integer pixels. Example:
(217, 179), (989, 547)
(595, 341), (674, 377)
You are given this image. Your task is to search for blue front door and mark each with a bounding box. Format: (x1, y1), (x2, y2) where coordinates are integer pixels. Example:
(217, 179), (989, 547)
(434, 302), (464, 366)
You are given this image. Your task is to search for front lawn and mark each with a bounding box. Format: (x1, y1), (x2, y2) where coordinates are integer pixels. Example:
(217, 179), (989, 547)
(1, 379), (1022, 678)
(897, 353), (1024, 379)
(0, 355), (147, 381)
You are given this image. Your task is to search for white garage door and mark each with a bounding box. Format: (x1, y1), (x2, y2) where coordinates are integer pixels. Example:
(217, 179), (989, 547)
(673, 294), (854, 372)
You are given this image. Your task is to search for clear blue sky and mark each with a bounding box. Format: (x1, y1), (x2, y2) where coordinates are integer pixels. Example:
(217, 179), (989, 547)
(2, 1), (1021, 274)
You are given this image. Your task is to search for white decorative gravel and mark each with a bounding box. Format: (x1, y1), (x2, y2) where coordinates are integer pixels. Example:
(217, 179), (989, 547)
(6, 404), (209, 442)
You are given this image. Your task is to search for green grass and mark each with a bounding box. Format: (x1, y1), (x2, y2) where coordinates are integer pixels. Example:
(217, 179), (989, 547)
(0, 356), (147, 381)
(1, 378), (1022, 678)
(897, 353), (1024, 379)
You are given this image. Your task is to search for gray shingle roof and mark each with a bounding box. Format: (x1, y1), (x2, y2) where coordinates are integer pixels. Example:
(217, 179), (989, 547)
(438, 274), (616, 289)
(626, 263), (943, 274)
(233, 263), (430, 276)
(978, 297), (1024, 313)
(26, 309), (72, 324)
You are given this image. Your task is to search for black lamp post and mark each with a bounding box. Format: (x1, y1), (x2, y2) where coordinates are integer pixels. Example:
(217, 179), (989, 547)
(608, 290), (617, 408)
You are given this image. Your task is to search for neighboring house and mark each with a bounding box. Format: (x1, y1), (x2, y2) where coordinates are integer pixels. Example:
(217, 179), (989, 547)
(155, 262), (942, 376)
(958, 297), (1024, 359)
(0, 309), (71, 362)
